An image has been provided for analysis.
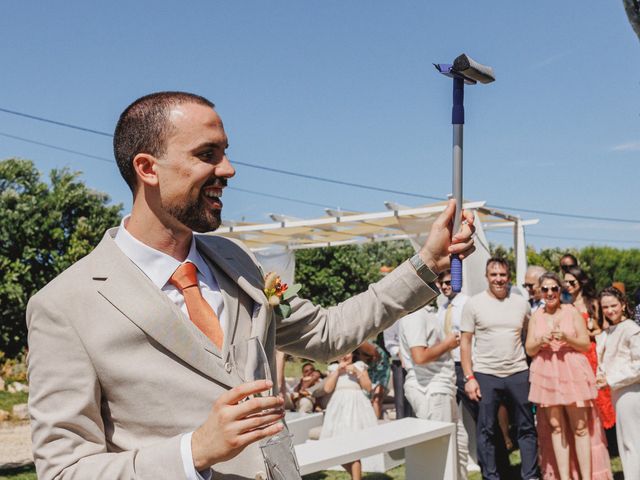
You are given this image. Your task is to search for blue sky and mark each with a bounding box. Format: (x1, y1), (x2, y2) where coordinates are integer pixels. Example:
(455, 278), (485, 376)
(1, 1), (638, 250)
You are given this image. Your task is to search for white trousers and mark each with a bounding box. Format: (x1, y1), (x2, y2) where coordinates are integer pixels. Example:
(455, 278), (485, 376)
(613, 383), (640, 480)
(405, 384), (469, 480)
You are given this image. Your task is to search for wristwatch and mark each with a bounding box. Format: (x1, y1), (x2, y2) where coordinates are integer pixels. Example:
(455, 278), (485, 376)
(409, 253), (438, 284)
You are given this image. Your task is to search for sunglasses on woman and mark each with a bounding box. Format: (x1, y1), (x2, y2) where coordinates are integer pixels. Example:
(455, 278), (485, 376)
(541, 286), (560, 293)
(564, 280), (578, 287)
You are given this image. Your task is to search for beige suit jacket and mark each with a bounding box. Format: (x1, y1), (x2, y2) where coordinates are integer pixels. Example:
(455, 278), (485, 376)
(27, 228), (437, 479)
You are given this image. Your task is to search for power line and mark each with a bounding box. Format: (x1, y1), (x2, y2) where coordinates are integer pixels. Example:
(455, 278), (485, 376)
(2, 128), (637, 245)
(232, 160), (444, 201)
(485, 204), (639, 224)
(487, 229), (640, 246)
(1, 106), (640, 224)
(0, 131), (348, 210)
(228, 186), (347, 210)
(0, 107), (112, 137)
(0, 132), (114, 164)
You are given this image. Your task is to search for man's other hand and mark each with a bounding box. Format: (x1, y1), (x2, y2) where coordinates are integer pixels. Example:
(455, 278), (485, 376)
(191, 380), (285, 471)
(420, 199), (476, 273)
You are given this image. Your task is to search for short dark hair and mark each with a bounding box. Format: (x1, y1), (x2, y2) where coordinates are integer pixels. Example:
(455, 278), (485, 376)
(437, 269), (451, 282)
(560, 253), (578, 266)
(486, 256), (510, 274)
(113, 91), (215, 192)
(301, 362), (314, 371)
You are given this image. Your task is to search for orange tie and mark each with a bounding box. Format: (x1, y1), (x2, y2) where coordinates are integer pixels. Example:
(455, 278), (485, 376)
(170, 262), (224, 349)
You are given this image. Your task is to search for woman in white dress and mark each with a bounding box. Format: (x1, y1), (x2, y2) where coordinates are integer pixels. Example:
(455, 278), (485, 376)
(320, 352), (378, 480)
(597, 287), (640, 480)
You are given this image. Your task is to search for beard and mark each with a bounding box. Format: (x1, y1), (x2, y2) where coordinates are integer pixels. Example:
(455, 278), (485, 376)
(163, 194), (222, 233)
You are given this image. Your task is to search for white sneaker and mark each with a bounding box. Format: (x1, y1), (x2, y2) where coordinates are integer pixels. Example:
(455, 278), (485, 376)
(466, 461), (481, 473)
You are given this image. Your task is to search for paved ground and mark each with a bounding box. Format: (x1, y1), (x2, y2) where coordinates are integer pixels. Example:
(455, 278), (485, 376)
(0, 422), (33, 469)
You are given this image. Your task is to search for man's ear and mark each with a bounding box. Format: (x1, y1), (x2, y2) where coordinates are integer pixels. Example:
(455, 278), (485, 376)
(132, 153), (159, 187)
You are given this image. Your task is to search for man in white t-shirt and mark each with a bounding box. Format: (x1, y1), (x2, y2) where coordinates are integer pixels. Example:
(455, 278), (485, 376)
(460, 258), (538, 480)
(400, 305), (469, 480)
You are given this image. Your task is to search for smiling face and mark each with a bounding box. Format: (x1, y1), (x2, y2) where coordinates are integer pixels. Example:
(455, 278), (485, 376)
(563, 273), (581, 297)
(600, 295), (624, 325)
(540, 278), (561, 308)
(153, 102), (235, 233)
(486, 262), (510, 299)
(437, 272), (454, 299)
(302, 363), (315, 377)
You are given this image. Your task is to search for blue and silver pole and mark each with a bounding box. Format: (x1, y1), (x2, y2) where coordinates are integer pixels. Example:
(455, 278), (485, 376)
(435, 54), (495, 293)
(450, 76), (464, 293)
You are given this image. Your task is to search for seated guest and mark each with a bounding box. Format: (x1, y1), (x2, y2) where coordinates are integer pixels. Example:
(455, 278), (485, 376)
(292, 362), (328, 413)
(399, 304), (469, 480)
(526, 272), (612, 480)
(320, 352), (377, 480)
(598, 287), (640, 478)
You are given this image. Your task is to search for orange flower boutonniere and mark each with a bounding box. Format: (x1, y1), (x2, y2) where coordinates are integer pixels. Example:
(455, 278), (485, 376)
(263, 272), (301, 319)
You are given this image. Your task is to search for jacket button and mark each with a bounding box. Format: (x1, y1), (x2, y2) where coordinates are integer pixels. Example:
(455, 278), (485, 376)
(224, 362), (231, 373)
(255, 471), (267, 480)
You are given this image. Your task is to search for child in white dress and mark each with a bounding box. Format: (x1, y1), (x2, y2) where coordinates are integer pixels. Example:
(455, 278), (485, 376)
(320, 352), (378, 480)
(597, 287), (640, 480)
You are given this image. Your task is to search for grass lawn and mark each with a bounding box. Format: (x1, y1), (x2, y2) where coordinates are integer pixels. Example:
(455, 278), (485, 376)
(0, 385), (626, 480)
(0, 465), (36, 480)
(0, 392), (28, 415)
(0, 454), (627, 479)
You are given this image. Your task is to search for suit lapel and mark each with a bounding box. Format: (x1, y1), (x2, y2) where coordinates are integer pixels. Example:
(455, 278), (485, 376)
(93, 232), (231, 385)
(195, 236), (270, 345)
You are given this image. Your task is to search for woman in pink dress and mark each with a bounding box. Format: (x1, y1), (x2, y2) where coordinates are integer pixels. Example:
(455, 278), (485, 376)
(526, 272), (612, 480)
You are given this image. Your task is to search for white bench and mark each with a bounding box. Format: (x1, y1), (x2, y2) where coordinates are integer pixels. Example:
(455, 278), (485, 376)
(294, 417), (458, 480)
(285, 411), (324, 446)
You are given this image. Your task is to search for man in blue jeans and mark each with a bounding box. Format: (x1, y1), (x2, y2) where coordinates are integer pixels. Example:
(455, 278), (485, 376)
(460, 257), (539, 479)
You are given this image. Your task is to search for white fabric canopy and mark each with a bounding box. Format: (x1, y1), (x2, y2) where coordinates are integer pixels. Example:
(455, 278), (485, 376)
(212, 200), (536, 295)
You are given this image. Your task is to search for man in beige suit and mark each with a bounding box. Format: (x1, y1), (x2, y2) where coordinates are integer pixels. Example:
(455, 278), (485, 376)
(27, 91), (476, 480)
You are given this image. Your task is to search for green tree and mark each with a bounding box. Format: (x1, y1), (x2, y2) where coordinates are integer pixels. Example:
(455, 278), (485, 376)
(294, 241), (414, 307)
(0, 158), (122, 355)
(580, 246), (640, 295)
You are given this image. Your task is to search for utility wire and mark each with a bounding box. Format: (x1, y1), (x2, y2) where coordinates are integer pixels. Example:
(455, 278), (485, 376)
(0, 107), (112, 137)
(1, 105), (639, 224)
(0, 132), (114, 164)
(488, 229), (640, 246)
(228, 186), (347, 210)
(231, 160), (444, 201)
(3, 128), (637, 245)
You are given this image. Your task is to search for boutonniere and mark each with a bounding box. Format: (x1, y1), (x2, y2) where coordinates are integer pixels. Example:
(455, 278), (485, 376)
(263, 272), (301, 319)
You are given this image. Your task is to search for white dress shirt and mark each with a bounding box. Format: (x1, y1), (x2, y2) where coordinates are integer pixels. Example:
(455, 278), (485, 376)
(114, 217), (219, 480)
(436, 293), (469, 362)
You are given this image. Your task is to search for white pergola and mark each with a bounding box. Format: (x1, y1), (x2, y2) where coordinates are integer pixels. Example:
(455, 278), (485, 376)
(212, 200), (538, 296)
